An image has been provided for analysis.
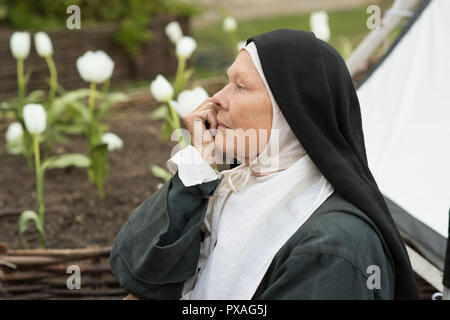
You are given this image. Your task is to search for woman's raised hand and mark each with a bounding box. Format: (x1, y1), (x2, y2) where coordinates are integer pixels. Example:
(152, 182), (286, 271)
(183, 98), (218, 168)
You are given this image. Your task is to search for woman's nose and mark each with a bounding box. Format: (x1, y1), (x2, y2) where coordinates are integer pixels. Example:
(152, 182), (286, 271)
(212, 85), (230, 111)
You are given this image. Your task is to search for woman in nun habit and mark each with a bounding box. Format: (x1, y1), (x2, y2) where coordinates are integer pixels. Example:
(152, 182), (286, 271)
(110, 29), (419, 300)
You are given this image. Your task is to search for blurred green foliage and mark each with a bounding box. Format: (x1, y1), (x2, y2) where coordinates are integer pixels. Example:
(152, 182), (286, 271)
(0, 0), (200, 56)
(192, 7), (373, 79)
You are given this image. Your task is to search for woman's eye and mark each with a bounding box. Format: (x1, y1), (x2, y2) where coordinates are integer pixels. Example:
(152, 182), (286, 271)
(237, 84), (245, 91)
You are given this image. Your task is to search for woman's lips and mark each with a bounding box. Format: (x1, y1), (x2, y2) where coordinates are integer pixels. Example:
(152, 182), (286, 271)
(217, 120), (231, 129)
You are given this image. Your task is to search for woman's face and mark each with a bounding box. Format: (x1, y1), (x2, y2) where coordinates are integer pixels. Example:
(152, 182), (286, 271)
(212, 50), (273, 163)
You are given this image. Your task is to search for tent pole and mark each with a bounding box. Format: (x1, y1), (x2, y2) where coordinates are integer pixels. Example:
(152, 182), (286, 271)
(346, 0), (421, 76)
(405, 244), (443, 293)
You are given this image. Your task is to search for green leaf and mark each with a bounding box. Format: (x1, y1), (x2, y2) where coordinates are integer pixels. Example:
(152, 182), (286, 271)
(23, 71), (32, 86)
(18, 210), (43, 249)
(25, 90), (46, 103)
(19, 210), (43, 234)
(1, 99), (21, 119)
(42, 124), (71, 150)
(58, 122), (86, 135)
(97, 92), (128, 118)
(150, 165), (172, 182)
(52, 89), (91, 120)
(99, 123), (110, 132)
(51, 131), (71, 145)
(42, 153), (90, 171)
(183, 68), (195, 83)
(160, 119), (172, 142)
(70, 101), (91, 122)
(152, 105), (169, 120)
(0, 101), (14, 112)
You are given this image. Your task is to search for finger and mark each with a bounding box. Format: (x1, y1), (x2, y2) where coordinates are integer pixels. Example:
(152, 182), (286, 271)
(193, 112), (215, 141)
(206, 109), (217, 129)
(196, 99), (217, 112)
(190, 117), (209, 144)
(192, 98), (210, 111)
(203, 128), (214, 143)
(195, 109), (214, 124)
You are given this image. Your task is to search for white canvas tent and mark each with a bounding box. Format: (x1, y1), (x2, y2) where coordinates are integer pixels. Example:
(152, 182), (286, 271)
(351, 0), (450, 297)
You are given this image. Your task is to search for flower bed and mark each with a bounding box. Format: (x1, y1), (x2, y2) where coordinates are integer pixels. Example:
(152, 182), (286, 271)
(0, 89), (171, 300)
(0, 90), (174, 249)
(0, 79), (224, 300)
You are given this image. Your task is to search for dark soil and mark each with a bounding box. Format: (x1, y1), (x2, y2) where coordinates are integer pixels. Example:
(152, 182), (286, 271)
(0, 91), (177, 249)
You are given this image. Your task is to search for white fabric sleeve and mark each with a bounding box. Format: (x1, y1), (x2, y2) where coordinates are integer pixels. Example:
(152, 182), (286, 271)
(166, 145), (219, 187)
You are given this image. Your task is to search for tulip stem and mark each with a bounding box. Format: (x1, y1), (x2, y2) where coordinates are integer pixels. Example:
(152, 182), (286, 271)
(167, 100), (181, 130)
(45, 56), (58, 106)
(174, 57), (186, 95)
(87, 82), (96, 148)
(17, 58), (25, 106)
(89, 82), (96, 115)
(87, 81), (106, 198)
(17, 58), (33, 169)
(167, 100), (185, 147)
(102, 78), (110, 94)
(33, 134), (46, 248)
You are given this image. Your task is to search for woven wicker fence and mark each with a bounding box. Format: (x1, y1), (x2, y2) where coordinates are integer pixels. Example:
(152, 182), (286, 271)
(0, 15), (189, 100)
(0, 244), (439, 300)
(0, 245), (125, 300)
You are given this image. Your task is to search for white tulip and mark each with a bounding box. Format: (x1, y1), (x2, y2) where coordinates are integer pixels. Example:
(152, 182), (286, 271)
(23, 104), (47, 135)
(150, 75), (174, 102)
(223, 16), (238, 33)
(310, 10), (330, 42)
(165, 21), (183, 44)
(101, 132), (123, 151)
(34, 31), (53, 57)
(237, 41), (246, 52)
(76, 50), (115, 83)
(10, 31), (31, 59)
(174, 87), (209, 118)
(5, 122), (23, 142)
(176, 36), (197, 59)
